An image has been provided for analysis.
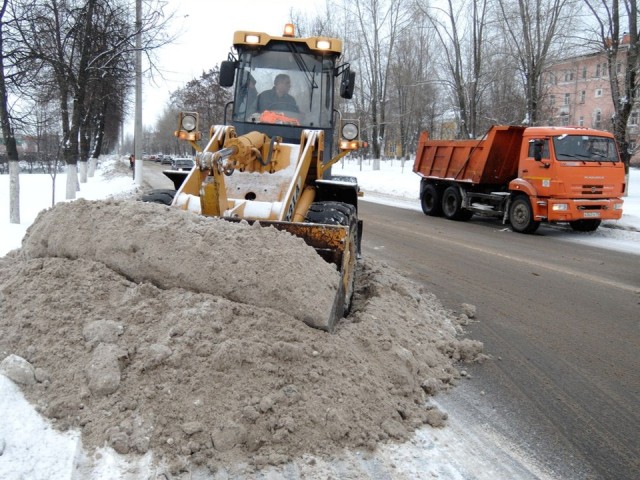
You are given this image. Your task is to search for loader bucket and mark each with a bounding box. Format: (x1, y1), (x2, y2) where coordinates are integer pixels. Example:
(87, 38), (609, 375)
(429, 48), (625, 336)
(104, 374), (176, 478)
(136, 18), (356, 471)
(225, 218), (356, 332)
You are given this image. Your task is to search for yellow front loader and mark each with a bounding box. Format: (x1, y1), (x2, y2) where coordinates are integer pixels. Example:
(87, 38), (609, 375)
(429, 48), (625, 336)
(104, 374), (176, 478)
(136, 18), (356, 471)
(142, 25), (364, 331)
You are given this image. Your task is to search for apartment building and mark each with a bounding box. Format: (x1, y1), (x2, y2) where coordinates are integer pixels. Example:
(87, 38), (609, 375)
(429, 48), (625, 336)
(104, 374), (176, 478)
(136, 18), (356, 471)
(543, 37), (639, 164)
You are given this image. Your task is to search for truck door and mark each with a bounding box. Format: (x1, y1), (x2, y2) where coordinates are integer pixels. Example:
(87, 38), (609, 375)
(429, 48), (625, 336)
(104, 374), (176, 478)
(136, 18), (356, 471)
(520, 138), (554, 192)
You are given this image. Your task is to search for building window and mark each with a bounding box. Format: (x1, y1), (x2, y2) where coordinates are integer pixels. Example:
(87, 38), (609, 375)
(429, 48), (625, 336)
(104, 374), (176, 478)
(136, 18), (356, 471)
(560, 115), (570, 126)
(564, 93), (570, 105)
(579, 116), (584, 127)
(631, 111), (638, 126)
(595, 89), (603, 98)
(617, 62), (623, 74)
(579, 90), (586, 103)
(594, 110), (602, 129)
(564, 71), (574, 82)
(549, 94), (556, 105)
(582, 65), (587, 79)
(595, 64), (601, 77)
(602, 63), (608, 77)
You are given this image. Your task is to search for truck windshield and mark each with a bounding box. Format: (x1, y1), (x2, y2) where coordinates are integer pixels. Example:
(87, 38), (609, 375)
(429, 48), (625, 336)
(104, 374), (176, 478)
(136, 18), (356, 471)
(232, 49), (334, 129)
(553, 135), (619, 162)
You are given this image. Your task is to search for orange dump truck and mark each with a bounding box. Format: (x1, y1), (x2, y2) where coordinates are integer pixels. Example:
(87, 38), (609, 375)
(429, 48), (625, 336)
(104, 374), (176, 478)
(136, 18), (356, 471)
(413, 125), (626, 233)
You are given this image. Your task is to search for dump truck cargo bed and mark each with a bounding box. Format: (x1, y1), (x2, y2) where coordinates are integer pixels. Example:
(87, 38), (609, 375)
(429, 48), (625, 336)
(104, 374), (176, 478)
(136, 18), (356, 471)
(413, 125), (525, 185)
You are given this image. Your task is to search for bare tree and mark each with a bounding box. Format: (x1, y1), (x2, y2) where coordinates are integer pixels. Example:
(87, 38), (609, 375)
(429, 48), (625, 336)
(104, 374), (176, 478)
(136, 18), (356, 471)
(169, 67), (232, 135)
(13, 0), (172, 200)
(388, 11), (442, 156)
(342, 0), (410, 159)
(0, 0), (20, 223)
(419, 0), (493, 138)
(479, 44), (527, 126)
(584, 0), (637, 171)
(497, 0), (576, 125)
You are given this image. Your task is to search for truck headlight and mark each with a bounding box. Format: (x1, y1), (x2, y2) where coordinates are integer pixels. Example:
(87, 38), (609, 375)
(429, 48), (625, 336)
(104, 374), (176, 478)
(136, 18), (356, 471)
(341, 122), (359, 141)
(552, 203), (569, 211)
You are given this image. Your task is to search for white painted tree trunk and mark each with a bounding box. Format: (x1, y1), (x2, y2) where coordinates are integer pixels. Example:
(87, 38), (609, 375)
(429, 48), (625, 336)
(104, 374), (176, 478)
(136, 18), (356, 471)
(79, 161), (88, 183)
(88, 158), (97, 177)
(66, 164), (78, 200)
(9, 161), (20, 224)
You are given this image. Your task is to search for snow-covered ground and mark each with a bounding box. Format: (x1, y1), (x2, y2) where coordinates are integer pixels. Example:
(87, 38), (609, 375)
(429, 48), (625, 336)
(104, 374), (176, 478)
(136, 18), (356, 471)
(0, 156), (638, 479)
(2, 157), (638, 257)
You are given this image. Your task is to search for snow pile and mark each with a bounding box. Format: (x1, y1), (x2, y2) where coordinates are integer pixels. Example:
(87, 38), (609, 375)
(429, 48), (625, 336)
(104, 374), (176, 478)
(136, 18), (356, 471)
(0, 199), (485, 476)
(20, 199), (340, 328)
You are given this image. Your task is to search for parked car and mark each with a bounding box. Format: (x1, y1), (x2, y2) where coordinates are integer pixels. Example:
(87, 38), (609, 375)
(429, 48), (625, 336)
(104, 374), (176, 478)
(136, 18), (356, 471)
(171, 157), (194, 171)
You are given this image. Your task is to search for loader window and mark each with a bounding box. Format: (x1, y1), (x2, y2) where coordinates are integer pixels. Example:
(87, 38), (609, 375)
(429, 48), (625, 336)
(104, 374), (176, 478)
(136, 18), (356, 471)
(232, 49), (334, 129)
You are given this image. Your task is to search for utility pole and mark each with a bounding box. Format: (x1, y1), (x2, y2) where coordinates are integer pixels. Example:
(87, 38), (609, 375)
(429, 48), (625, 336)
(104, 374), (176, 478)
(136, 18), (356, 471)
(134, 0), (142, 185)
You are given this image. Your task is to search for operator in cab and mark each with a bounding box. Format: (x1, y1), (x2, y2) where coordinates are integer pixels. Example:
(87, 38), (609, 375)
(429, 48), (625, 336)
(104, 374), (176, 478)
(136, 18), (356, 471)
(257, 74), (300, 113)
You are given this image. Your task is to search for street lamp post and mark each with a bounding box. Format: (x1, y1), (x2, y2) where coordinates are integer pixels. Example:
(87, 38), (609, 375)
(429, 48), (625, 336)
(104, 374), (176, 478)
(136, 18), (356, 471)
(134, 0), (142, 185)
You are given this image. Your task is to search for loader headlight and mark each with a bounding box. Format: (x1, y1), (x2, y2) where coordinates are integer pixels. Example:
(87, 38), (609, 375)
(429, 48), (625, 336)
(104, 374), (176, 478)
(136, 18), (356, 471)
(552, 203), (569, 211)
(614, 203), (623, 210)
(341, 122), (358, 141)
(181, 113), (197, 132)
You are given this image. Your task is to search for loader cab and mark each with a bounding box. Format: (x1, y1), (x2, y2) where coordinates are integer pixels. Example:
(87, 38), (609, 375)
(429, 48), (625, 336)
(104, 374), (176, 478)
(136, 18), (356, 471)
(220, 27), (355, 159)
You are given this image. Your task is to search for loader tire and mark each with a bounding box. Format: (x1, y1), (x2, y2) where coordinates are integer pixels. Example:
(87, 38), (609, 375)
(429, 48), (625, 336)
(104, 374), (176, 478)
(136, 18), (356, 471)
(304, 201), (356, 226)
(304, 201), (358, 320)
(140, 189), (176, 206)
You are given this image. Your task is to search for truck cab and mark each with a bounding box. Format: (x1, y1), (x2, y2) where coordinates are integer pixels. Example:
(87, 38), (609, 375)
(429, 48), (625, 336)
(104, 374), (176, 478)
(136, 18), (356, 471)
(511, 127), (625, 230)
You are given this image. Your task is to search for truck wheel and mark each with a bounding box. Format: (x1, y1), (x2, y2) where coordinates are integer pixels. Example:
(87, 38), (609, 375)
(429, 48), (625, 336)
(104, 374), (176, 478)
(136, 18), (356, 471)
(509, 195), (540, 233)
(304, 201), (358, 320)
(441, 186), (470, 221)
(140, 189), (177, 205)
(570, 219), (601, 232)
(421, 183), (443, 216)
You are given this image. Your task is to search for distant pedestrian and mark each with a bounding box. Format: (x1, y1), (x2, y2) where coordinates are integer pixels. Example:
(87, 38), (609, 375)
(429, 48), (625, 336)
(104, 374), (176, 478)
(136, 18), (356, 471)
(129, 154), (134, 179)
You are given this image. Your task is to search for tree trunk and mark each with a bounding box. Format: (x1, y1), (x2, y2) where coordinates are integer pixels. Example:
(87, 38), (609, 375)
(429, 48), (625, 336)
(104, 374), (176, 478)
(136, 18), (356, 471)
(9, 160), (20, 223)
(89, 103), (108, 178)
(65, 0), (97, 196)
(66, 163), (78, 199)
(0, 0), (19, 223)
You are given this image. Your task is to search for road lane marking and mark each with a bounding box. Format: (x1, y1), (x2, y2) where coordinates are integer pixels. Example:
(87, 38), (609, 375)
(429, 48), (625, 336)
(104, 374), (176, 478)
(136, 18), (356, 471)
(365, 217), (640, 294)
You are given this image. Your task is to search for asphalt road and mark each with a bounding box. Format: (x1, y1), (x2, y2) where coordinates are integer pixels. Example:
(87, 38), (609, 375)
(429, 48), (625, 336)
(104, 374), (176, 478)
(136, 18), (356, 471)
(139, 160), (175, 190)
(358, 200), (640, 480)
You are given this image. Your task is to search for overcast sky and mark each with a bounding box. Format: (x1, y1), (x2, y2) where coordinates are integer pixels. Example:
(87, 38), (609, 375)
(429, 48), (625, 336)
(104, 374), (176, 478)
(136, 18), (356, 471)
(136, 0), (327, 130)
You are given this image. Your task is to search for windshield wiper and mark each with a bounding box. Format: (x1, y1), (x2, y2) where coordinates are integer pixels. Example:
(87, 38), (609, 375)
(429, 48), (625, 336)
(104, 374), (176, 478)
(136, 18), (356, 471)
(308, 64), (317, 110)
(286, 43), (318, 91)
(558, 153), (588, 163)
